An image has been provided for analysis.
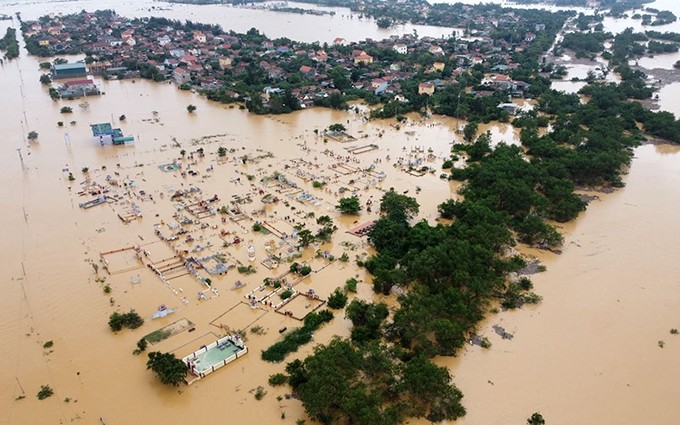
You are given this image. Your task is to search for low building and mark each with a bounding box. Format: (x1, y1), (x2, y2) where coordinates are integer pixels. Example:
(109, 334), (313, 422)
(498, 102), (520, 115)
(52, 62), (87, 79)
(394, 43), (407, 55)
(418, 82), (435, 96)
(354, 52), (374, 65)
(57, 78), (100, 98)
(173, 67), (191, 85)
(333, 37), (348, 46)
(218, 56), (232, 69)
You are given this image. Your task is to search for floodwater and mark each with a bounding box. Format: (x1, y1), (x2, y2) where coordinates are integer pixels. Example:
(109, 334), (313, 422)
(0, 0), (457, 43)
(1, 1), (679, 424)
(657, 83), (680, 117)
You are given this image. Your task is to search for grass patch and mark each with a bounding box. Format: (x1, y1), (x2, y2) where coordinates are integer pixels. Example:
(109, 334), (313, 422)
(144, 329), (173, 344)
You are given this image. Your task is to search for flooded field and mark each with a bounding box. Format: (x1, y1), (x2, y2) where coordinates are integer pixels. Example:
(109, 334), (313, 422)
(1, 0), (679, 424)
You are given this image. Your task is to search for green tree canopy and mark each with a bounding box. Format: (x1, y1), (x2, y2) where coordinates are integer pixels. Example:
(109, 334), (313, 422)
(146, 351), (187, 386)
(337, 195), (361, 214)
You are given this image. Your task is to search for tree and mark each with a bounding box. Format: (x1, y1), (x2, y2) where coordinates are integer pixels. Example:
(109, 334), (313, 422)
(400, 355), (465, 421)
(60, 106), (73, 113)
(119, 114), (126, 121)
(527, 412), (546, 425)
(438, 199), (457, 219)
(108, 310), (144, 331)
(463, 121), (478, 143)
(146, 351), (187, 386)
(328, 123), (346, 132)
(187, 104), (197, 113)
(327, 287), (348, 309)
(376, 17), (392, 28)
(27, 131), (39, 141)
(39, 74), (51, 85)
(297, 229), (315, 248)
(337, 196), (361, 214)
(379, 191), (420, 218)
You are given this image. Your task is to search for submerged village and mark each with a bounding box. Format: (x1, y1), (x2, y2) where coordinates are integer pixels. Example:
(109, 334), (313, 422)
(2, 0), (680, 424)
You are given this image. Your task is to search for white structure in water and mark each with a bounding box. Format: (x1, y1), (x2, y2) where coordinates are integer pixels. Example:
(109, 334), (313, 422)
(181, 335), (247, 384)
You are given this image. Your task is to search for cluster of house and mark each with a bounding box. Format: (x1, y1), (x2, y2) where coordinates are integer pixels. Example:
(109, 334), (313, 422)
(27, 8), (542, 108)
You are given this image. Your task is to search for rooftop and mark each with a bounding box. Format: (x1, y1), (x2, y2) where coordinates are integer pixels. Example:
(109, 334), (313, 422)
(53, 62), (86, 71)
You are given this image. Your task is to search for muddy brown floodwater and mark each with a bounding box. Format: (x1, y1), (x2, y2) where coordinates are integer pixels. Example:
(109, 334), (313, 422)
(1, 0), (680, 424)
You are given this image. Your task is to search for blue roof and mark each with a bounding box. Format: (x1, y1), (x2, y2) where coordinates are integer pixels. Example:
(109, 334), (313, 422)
(53, 63), (86, 71)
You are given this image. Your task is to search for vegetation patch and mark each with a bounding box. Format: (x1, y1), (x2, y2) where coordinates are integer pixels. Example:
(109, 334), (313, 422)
(143, 318), (195, 345)
(261, 310), (333, 362)
(146, 351), (187, 386)
(37, 385), (54, 400)
(108, 310), (144, 332)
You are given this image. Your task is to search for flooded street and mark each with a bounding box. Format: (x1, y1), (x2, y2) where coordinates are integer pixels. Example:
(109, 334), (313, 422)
(1, 0), (680, 424)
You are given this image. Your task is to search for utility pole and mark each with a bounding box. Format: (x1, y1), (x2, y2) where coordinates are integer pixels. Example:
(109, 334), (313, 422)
(17, 148), (25, 171)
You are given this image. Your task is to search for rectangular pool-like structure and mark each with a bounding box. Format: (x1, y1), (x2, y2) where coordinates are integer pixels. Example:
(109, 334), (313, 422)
(181, 335), (247, 383)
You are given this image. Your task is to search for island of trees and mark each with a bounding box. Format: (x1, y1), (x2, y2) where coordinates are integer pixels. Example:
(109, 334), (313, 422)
(0, 27), (19, 59)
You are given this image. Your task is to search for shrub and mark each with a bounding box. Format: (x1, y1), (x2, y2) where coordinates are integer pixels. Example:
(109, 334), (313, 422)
(136, 338), (148, 353)
(268, 373), (288, 386)
(60, 106), (73, 113)
(280, 290), (293, 300)
(327, 288), (348, 309)
(254, 386), (267, 400)
(108, 310), (144, 332)
(345, 278), (358, 293)
(237, 265), (256, 275)
(37, 385), (54, 400)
